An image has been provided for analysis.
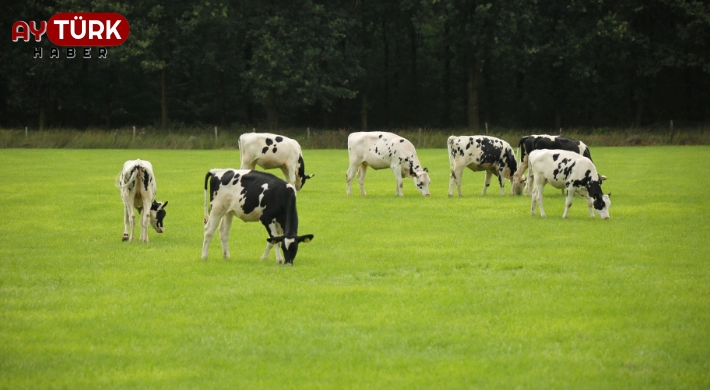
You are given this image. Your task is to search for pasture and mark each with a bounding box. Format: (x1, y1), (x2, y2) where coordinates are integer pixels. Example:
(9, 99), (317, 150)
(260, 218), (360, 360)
(1, 147), (709, 388)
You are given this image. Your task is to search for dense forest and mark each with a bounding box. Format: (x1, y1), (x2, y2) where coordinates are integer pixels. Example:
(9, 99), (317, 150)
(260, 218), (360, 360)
(1, 0), (709, 131)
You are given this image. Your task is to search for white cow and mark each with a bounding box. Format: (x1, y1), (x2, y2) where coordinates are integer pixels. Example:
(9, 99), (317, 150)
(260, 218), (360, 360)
(115, 159), (168, 242)
(346, 132), (431, 197)
(238, 133), (314, 191)
(528, 149), (611, 219)
(447, 135), (519, 197)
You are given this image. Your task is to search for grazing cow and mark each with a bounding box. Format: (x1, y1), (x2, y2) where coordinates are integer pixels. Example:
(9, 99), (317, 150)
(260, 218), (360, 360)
(238, 133), (314, 191)
(202, 169), (313, 264)
(115, 159), (168, 242)
(512, 134), (592, 195)
(447, 135), (519, 197)
(528, 149), (611, 219)
(346, 132), (431, 197)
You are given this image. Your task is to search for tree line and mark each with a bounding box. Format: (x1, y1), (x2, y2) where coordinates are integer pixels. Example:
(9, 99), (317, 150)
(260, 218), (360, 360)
(1, 0), (709, 131)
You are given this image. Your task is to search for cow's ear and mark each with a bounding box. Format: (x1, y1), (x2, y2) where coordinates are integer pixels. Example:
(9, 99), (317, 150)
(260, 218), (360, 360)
(297, 234), (314, 243)
(267, 236), (285, 244)
(306, 174), (315, 179)
(600, 175), (608, 181)
(607, 192), (612, 198)
(160, 201), (168, 209)
(423, 167), (429, 173)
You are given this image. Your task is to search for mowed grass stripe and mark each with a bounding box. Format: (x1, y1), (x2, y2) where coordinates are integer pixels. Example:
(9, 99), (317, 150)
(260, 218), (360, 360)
(0, 147), (709, 389)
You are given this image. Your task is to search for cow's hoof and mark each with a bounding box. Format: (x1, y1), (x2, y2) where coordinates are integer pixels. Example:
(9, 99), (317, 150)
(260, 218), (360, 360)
(122, 234), (129, 241)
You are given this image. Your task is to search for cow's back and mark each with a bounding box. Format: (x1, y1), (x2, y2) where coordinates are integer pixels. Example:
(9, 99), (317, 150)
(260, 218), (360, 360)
(530, 150), (597, 189)
(239, 133), (301, 169)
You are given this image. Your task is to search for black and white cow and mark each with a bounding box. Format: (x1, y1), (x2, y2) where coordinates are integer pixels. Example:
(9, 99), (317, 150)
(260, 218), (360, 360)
(447, 135), (519, 197)
(115, 159), (168, 242)
(346, 131), (431, 197)
(512, 134), (592, 195)
(202, 169), (313, 264)
(528, 149), (611, 219)
(238, 133), (314, 191)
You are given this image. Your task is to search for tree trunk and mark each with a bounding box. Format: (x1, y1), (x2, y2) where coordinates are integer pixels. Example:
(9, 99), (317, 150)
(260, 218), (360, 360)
(218, 70), (226, 126)
(361, 92), (368, 131)
(441, 21), (451, 127)
(382, 21), (390, 127)
(634, 99), (644, 128)
(161, 67), (169, 130)
(409, 17), (418, 124)
(39, 105), (46, 132)
(467, 62), (480, 130)
(265, 88), (278, 130)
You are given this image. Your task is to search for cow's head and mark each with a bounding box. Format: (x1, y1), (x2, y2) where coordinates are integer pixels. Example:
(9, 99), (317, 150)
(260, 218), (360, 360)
(267, 234), (314, 265)
(413, 168), (431, 196)
(511, 175), (526, 195)
(592, 193), (611, 220)
(295, 155), (314, 191)
(295, 173), (315, 191)
(150, 201), (168, 233)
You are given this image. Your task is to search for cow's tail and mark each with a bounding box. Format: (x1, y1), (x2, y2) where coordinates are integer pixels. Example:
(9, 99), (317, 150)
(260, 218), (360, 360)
(446, 136), (455, 171)
(203, 171), (214, 224)
(115, 166), (140, 189)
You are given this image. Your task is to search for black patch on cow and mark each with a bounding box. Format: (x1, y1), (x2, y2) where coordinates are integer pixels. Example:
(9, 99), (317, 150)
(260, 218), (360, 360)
(265, 138), (273, 146)
(476, 137), (503, 166)
(142, 171), (151, 191)
(399, 139), (404, 143)
(262, 146), (269, 154)
(275, 136), (283, 143)
(232, 173), (241, 185)
(562, 161), (576, 179)
(378, 134), (382, 138)
(273, 147), (277, 153)
(552, 153), (560, 161)
(221, 170), (235, 186)
(375, 147), (378, 154)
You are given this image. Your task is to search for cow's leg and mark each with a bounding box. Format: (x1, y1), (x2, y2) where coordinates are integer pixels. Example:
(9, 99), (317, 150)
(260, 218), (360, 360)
(562, 185), (576, 219)
(534, 180), (547, 217)
(140, 197), (151, 243)
(202, 208), (226, 260)
(497, 168), (505, 196)
(530, 185), (537, 215)
(219, 213), (234, 258)
(346, 161), (360, 195)
(357, 163), (368, 196)
(128, 205), (137, 242)
(122, 203), (131, 241)
(261, 220), (277, 260)
(392, 166), (404, 196)
(448, 166), (464, 197)
(523, 157), (533, 196)
(274, 223), (285, 264)
(482, 171), (493, 196)
(583, 190), (596, 218)
(280, 166), (296, 186)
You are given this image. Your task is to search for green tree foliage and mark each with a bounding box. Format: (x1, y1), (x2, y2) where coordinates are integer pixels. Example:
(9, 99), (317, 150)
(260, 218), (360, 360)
(1, 0), (709, 130)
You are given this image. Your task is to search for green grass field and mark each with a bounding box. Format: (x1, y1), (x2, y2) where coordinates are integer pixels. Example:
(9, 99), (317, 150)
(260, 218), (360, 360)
(1, 147), (709, 389)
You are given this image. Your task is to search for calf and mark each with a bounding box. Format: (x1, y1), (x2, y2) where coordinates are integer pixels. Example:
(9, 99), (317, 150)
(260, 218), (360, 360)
(115, 159), (168, 242)
(447, 135), (518, 197)
(346, 132), (431, 197)
(512, 134), (592, 195)
(238, 133), (314, 191)
(528, 149), (611, 219)
(202, 169), (313, 264)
